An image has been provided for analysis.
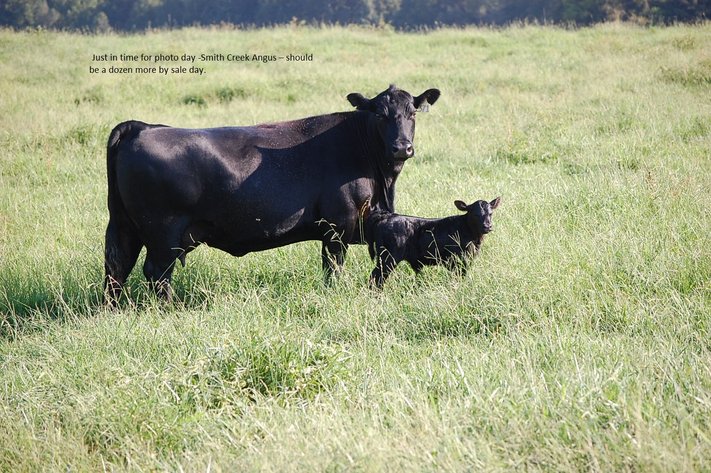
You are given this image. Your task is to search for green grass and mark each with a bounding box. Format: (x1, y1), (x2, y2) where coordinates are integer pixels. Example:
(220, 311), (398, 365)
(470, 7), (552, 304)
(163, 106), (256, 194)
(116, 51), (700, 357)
(1, 23), (710, 471)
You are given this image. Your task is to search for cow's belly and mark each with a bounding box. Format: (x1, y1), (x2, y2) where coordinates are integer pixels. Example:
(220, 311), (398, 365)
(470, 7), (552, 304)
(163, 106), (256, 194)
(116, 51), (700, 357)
(206, 224), (323, 257)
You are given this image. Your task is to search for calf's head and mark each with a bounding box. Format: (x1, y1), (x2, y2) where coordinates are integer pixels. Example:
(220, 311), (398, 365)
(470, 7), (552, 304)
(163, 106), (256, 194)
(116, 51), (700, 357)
(454, 197), (501, 235)
(347, 85), (440, 161)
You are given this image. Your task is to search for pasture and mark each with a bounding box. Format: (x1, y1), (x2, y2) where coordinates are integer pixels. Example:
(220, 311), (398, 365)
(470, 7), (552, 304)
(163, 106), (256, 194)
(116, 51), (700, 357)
(1, 23), (710, 471)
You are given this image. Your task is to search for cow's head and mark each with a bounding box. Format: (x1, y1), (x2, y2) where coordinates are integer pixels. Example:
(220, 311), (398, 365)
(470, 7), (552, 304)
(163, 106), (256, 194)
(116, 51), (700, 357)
(347, 85), (440, 161)
(454, 197), (501, 234)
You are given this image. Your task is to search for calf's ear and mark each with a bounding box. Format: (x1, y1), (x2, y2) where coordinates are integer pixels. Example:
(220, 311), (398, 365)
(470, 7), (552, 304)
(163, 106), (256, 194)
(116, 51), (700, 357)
(414, 88), (441, 112)
(347, 93), (373, 111)
(490, 197), (501, 209)
(454, 200), (468, 212)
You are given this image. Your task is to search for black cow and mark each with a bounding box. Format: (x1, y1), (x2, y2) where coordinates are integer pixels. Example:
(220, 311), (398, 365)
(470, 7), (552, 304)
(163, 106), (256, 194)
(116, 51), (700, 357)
(365, 197), (501, 288)
(104, 85), (440, 303)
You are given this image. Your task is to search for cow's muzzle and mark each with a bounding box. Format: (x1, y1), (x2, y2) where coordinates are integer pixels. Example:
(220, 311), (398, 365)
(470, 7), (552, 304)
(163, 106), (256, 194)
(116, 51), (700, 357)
(392, 143), (414, 160)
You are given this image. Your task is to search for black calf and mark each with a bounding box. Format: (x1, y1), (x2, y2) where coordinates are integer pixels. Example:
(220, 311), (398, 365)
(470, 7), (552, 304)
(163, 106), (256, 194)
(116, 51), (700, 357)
(365, 197), (501, 288)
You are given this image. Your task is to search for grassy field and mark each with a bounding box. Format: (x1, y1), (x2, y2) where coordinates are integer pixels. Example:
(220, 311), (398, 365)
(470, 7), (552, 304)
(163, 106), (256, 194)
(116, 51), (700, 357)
(1, 23), (710, 471)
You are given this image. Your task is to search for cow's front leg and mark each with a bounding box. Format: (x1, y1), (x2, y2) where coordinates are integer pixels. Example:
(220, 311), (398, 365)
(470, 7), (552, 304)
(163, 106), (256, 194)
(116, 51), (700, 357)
(318, 218), (350, 283)
(322, 240), (347, 282)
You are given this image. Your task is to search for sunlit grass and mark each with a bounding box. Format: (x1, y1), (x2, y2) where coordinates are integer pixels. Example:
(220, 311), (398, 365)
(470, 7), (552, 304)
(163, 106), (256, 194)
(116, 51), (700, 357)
(0, 23), (710, 471)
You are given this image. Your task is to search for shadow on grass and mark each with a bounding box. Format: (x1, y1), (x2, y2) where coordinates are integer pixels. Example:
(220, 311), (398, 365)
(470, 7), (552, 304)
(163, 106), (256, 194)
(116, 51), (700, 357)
(0, 257), (326, 340)
(0, 278), (103, 340)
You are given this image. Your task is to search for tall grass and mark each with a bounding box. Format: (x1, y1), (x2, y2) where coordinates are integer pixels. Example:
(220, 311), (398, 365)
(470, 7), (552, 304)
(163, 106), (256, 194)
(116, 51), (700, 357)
(1, 23), (710, 471)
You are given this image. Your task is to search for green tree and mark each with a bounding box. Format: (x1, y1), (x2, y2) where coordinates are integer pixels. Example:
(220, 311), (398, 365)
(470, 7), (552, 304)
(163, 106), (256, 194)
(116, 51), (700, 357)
(1, 0), (62, 28)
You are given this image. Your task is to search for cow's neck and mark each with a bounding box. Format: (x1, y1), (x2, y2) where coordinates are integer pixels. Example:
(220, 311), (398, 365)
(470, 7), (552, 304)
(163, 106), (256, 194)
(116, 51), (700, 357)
(356, 113), (399, 212)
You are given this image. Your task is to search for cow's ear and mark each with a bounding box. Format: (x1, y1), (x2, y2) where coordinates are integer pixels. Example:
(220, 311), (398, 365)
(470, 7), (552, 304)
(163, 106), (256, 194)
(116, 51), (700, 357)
(414, 88), (441, 112)
(347, 93), (373, 111)
(454, 200), (468, 212)
(490, 197), (501, 209)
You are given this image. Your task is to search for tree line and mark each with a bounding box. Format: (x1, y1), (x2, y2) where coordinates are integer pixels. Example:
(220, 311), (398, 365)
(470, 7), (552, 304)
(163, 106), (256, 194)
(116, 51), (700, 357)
(1, 0), (708, 31)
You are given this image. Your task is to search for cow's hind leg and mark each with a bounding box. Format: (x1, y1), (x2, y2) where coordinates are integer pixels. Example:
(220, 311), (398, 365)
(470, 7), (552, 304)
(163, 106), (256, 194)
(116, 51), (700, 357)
(143, 248), (178, 302)
(141, 219), (200, 302)
(104, 219), (142, 306)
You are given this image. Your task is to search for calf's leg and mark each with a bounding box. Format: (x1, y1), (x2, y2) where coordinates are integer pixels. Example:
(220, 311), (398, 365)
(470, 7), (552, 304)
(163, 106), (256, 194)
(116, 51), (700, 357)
(445, 256), (469, 276)
(369, 247), (398, 289)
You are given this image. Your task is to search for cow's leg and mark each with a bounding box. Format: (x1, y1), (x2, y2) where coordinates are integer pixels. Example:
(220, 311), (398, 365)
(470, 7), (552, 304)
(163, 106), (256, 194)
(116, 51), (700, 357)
(322, 240), (347, 282)
(104, 218), (142, 307)
(318, 218), (349, 282)
(139, 217), (196, 302)
(142, 249), (177, 302)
